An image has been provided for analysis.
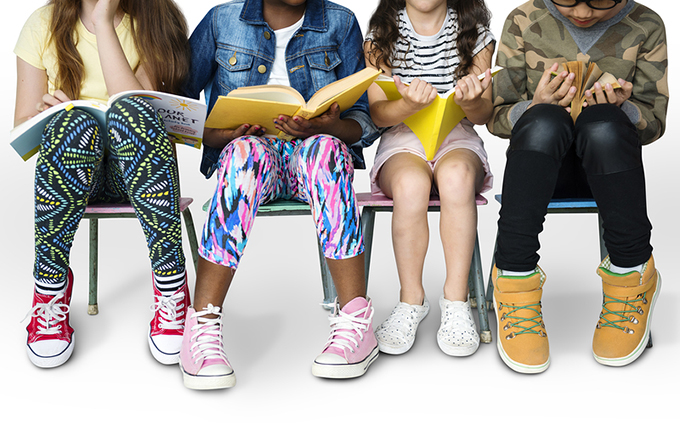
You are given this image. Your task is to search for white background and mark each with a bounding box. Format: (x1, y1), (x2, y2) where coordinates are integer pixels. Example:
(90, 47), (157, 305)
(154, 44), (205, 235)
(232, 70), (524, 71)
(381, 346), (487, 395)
(1, 0), (677, 420)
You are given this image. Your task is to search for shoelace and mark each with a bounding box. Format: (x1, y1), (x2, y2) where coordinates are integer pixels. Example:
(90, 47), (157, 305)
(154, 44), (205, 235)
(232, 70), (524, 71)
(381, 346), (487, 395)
(324, 304), (372, 354)
(598, 293), (646, 334)
(380, 304), (420, 340)
(499, 301), (545, 339)
(23, 294), (69, 335)
(189, 304), (229, 364)
(441, 303), (473, 330)
(151, 290), (186, 330)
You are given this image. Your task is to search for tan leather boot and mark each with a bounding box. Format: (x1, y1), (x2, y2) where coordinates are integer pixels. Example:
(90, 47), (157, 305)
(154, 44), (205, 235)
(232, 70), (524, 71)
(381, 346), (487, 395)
(593, 255), (661, 366)
(492, 265), (549, 374)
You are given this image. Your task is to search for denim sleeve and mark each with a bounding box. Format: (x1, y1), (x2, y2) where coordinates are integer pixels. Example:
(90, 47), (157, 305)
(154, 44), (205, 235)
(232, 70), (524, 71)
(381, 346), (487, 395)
(335, 13), (379, 169)
(184, 7), (219, 101)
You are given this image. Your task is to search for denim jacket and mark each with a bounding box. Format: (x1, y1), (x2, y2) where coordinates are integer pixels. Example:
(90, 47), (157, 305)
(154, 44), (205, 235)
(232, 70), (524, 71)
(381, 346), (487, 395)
(187, 0), (379, 178)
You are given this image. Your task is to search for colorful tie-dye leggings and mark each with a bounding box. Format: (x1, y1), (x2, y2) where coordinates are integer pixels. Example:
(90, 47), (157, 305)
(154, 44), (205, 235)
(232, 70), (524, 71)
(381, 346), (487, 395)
(200, 135), (364, 269)
(33, 97), (185, 294)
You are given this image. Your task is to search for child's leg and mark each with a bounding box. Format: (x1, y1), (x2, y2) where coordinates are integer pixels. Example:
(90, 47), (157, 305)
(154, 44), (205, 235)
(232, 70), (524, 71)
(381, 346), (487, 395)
(434, 149), (485, 301)
(105, 97), (188, 364)
(179, 136), (281, 389)
(33, 109), (104, 292)
(106, 98), (186, 286)
(378, 152), (433, 305)
(27, 108), (104, 368)
(195, 135), (280, 310)
(574, 104), (652, 267)
(290, 134), (377, 378)
(574, 104), (658, 367)
(289, 135), (365, 307)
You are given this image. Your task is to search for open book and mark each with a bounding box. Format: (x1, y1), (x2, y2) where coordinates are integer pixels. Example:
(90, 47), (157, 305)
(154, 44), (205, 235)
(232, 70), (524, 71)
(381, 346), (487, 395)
(375, 66), (502, 160)
(556, 61), (622, 121)
(204, 67), (382, 138)
(10, 90), (206, 161)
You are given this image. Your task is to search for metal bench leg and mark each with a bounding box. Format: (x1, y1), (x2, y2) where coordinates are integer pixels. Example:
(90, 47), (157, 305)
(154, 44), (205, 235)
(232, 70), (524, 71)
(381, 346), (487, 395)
(597, 213), (608, 261)
(182, 207), (200, 272)
(88, 218), (99, 315)
(317, 239), (337, 310)
(361, 207), (376, 292)
(469, 232), (491, 343)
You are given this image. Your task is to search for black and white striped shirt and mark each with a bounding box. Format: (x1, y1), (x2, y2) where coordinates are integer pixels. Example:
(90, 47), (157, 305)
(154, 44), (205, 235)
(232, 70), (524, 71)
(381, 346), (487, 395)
(387, 8), (494, 93)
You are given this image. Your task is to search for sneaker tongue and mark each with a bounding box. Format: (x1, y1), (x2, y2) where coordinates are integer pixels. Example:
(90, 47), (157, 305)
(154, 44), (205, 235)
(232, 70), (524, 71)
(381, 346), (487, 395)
(496, 273), (542, 293)
(341, 297), (369, 316)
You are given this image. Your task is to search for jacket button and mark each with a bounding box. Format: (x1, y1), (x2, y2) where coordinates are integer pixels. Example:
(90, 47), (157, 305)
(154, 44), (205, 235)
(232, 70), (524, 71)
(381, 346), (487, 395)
(228, 56), (237, 66)
(264, 31), (271, 40)
(258, 65), (267, 74)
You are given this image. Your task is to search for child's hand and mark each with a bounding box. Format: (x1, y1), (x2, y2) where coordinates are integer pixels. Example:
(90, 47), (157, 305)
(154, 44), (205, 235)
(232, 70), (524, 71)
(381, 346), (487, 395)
(530, 62), (577, 111)
(203, 124), (266, 149)
(37, 90), (72, 112)
(395, 75), (438, 112)
(92, 0), (120, 29)
(454, 68), (492, 108)
(583, 79), (632, 108)
(274, 103), (343, 139)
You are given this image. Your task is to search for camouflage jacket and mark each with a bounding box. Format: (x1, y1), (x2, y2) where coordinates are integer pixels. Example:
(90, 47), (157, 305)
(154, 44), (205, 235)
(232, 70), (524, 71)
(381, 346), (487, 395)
(487, 0), (668, 144)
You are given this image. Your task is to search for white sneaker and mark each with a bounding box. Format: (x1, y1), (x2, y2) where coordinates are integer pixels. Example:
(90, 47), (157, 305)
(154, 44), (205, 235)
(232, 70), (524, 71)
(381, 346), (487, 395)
(374, 298), (429, 354)
(437, 296), (479, 356)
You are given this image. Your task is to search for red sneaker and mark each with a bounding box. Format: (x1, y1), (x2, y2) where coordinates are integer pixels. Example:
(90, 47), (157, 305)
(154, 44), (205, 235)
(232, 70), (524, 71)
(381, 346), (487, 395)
(25, 269), (75, 368)
(149, 279), (190, 365)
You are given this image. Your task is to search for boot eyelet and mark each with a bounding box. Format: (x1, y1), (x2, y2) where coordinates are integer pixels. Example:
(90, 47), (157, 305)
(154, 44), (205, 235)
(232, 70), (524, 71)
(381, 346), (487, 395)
(503, 324), (510, 331)
(505, 333), (516, 340)
(642, 298), (648, 305)
(629, 316), (639, 324)
(623, 327), (635, 334)
(539, 331), (546, 337)
(637, 307), (644, 315)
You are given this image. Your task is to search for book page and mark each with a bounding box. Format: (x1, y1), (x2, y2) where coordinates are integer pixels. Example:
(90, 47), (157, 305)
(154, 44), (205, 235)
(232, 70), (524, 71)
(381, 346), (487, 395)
(229, 85), (305, 105)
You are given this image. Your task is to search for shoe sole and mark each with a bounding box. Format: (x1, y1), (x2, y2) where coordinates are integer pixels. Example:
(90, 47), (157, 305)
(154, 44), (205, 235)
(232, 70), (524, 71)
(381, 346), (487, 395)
(27, 334), (75, 368)
(593, 272), (662, 367)
(437, 337), (480, 357)
(181, 364), (236, 390)
(493, 294), (550, 374)
(148, 327), (180, 365)
(311, 346), (379, 379)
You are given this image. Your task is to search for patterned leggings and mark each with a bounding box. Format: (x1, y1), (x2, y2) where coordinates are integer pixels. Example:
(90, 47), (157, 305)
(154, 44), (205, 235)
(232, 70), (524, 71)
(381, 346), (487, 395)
(33, 97), (185, 293)
(200, 135), (363, 269)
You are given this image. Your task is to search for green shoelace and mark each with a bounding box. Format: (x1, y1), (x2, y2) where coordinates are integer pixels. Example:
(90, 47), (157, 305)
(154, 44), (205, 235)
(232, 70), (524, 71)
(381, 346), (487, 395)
(500, 302), (545, 338)
(599, 293), (646, 332)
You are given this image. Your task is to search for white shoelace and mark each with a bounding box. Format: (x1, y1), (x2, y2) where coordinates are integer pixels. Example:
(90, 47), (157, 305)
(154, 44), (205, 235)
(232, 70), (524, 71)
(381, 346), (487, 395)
(23, 294), (69, 335)
(379, 303), (421, 341)
(323, 303), (372, 354)
(189, 304), (229, 365)
(151, 290), (186, 330)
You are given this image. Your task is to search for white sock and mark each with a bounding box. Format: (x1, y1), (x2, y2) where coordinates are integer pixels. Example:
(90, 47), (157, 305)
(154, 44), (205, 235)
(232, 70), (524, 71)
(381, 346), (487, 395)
(500, 269), (535, 277)
(609, 263), (644, 274)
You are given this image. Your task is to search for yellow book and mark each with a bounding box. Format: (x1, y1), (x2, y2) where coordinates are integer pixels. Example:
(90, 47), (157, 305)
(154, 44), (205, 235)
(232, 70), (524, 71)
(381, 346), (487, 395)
(556, 61), (621, 121)
(375, 66), (502, 160)
(205, 67), (382, 137)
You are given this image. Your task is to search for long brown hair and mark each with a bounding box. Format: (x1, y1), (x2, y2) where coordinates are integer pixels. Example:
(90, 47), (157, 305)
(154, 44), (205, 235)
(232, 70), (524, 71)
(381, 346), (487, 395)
(367, 0), (491, 79)
(48, 0), (190, 98)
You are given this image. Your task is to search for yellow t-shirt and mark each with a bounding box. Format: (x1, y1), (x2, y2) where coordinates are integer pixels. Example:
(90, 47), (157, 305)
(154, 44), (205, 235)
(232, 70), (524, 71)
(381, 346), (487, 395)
(14, 5), (140, 104)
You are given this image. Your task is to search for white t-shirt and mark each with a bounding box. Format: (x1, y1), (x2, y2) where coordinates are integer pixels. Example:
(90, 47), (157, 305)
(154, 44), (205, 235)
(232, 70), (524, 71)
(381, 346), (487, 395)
(267, 15), (305, 86)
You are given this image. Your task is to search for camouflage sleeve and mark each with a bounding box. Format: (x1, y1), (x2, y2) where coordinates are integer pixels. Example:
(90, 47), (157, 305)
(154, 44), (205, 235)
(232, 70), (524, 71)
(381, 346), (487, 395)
(486, 10), (528, 139)
(626, 13), (668, 145)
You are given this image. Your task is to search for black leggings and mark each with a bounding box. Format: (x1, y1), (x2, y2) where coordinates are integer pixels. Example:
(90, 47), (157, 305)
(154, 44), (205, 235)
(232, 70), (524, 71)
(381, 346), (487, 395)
(495, 104), (652, 271)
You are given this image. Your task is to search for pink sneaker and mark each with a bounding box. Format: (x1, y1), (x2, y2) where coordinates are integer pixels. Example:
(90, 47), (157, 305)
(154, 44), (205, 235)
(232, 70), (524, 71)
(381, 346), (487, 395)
(179, 305), (236, 390)
(312, 297), (379, 379)
(148, 279), (190, 365)
(24, 269), (75, 368)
